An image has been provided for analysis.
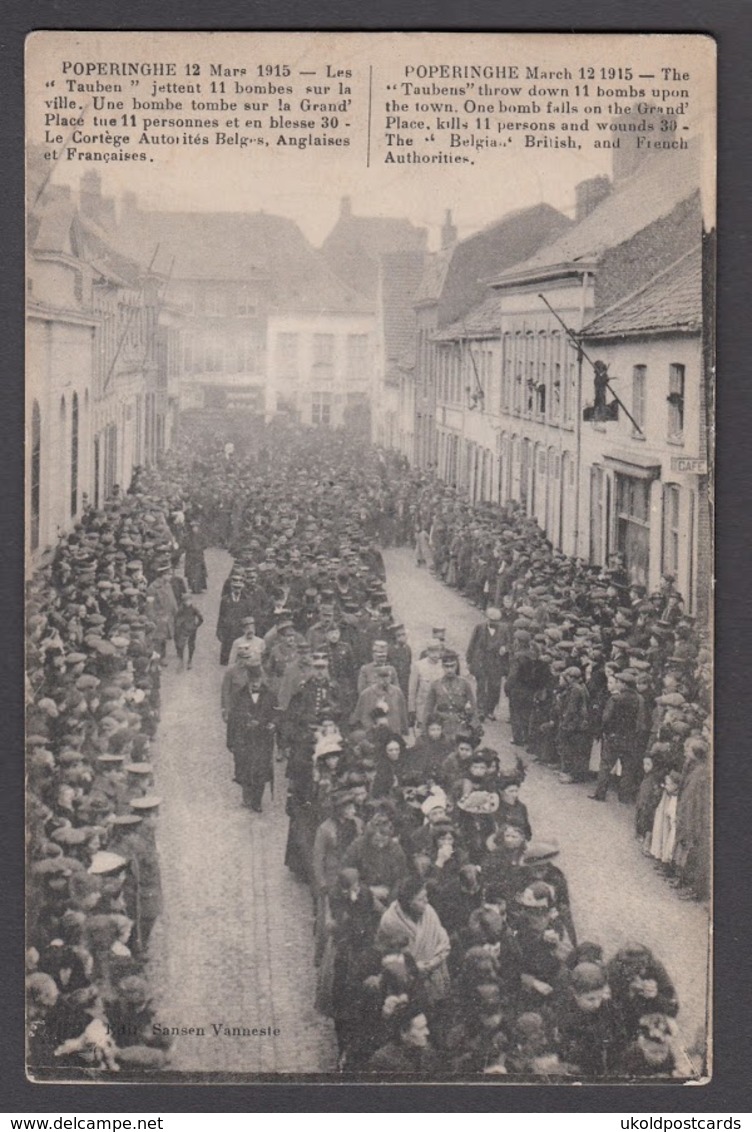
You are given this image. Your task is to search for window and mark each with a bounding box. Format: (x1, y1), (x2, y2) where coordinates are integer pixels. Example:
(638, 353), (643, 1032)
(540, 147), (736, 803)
(236, 289), (256, 316)
(513, 334), (523, 414)
(662, 484), (681, 577)
(236, 334), (262, 372)
(313, 333), (335, 366)
(204, 337), (224, 372)
(615, 473), (652, 587)
(501, 334), (512, 411)
(536, 377), (546, 417)
(31, 401), (41, 551)
(525, 333), (535, 415)
(311, 391), (333, 426)
(563, 357), (576, 425)
(347, 334), (369, 375)
(277, 332), (299, 379)
(632, 365), (647, 433)
(536, 332), (548, 418)
(668, 363), (685, 439)
(551, 333), (562, 421)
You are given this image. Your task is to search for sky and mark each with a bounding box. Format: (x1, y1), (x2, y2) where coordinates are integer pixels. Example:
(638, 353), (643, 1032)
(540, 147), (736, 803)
(27, 31), (715, 249)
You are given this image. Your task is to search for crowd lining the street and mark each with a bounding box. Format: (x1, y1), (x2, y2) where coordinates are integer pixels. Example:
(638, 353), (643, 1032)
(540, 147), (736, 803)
(26, 422), (710, 1079)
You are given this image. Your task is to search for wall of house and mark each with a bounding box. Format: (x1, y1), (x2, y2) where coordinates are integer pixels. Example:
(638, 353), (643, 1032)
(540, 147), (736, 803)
(268, 311), (374, 429)
(27, 309), (95, 561)
(578, 333), (703, 609)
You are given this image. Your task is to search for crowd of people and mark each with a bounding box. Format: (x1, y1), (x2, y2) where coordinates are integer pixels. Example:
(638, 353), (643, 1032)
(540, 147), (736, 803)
(26, 475), (192, 1074)
(26, 421), (710, 1080)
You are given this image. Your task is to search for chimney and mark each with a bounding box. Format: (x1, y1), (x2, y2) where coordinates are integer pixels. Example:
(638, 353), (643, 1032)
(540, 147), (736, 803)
(340, 195), (352, 219)
(612, 102), (662, 182)
(79, 171), (102, 221)
(574, 175), (611, 222)
(441, 208), (457, 249)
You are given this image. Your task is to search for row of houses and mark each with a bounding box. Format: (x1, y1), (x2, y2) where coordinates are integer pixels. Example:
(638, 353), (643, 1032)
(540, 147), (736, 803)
(27, 163), (183, 564)
(25, 176), (390, 565)
(367, 144), (712, 620)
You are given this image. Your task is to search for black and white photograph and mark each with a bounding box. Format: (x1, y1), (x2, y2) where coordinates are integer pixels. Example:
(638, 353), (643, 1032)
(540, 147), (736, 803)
(24, 31), (715, 1084)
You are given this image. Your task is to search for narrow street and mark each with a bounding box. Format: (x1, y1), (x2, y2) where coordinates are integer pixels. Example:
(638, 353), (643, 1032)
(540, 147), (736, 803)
(148, 549), (337, 1075)
(147, 546), (709, 1076)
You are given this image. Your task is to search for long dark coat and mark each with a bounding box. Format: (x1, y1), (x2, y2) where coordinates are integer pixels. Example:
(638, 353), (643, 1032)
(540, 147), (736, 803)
(227, 683), (278, 790)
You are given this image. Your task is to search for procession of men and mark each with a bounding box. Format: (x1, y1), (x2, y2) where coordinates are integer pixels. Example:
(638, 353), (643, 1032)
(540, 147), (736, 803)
(26, 421), (710, 1079)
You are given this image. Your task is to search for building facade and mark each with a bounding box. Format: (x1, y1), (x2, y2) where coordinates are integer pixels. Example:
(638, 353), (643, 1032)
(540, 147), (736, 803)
(27, 188), (97, 561)
(579, 246), (706, 611)
(487, 148), (702, 562)
(26, 168), (182, 566)
(268, 311), (374, 429)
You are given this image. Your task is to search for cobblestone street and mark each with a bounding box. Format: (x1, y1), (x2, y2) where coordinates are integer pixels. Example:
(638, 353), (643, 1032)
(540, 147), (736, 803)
(148, 547), (709, 1077)
(149, 549), (336, 1075)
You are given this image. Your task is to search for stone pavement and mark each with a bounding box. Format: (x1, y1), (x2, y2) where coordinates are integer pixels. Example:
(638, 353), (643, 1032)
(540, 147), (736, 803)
(383, 547), (710, 1063)
(148, 549), (336, 1076)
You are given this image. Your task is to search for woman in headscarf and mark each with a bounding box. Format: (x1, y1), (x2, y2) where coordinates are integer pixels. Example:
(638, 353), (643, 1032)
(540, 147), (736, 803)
(376, 874), (451, 1005)
(371, 734), (407, 801)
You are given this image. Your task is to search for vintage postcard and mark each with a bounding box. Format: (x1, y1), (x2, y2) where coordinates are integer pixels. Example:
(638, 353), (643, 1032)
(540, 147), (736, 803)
(25, 31), (715, 1083)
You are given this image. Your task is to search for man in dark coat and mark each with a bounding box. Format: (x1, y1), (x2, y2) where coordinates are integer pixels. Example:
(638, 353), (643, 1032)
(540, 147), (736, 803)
(557, 666), (592, 783)
(505, 632), (538, 746)
(216, 577), (254, 665)
(225, 659), (278, 811)
(183, 522), (208, 593)
(466, 607), (509, 721)
(590, 670), (647, 802)
(388, 624), (413, 702)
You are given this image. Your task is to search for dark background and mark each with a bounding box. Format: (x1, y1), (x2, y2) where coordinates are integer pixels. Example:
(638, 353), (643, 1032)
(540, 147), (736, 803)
(3, 0), (750, 1114)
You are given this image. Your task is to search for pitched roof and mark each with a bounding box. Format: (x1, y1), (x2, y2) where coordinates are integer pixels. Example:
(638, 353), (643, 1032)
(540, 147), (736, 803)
(414, 248), (453, 306)
(28, 187), (145, 289)
(581, 245), (703, 339)
(78, 217), (143, 288)
(433, 292), (500, 341)
(115, 208), (372, 314)
(492, 146), (700, 287)
(321, 211), (427, 299)
(379, 251), (427, 369)
(437, 203), (572, 325)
